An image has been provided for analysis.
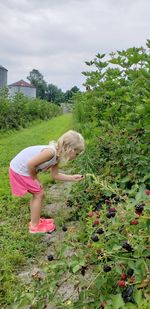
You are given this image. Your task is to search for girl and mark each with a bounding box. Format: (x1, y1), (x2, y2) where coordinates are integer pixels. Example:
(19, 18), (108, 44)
(9, 130), (85, 233)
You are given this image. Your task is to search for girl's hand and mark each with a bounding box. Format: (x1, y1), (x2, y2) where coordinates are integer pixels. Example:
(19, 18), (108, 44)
(72, 174), (84, 181)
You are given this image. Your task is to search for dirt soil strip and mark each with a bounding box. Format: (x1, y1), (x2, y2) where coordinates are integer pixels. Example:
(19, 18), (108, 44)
(19, 182), (78, 309)
(18, 179), (94, 309)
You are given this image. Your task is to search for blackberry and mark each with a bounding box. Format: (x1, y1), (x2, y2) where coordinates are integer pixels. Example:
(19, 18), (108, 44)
(122, 286), (134, 303)
(81, 266), (87, 276)
(123, 296), (135, 303)
(122, 286), (133, 299)
(91, 234), (99, 242)
(135, 204), (144, 213)
(96, 228), (104, 235)
(62, 225), (68, 232)
(103, 265), (111, 272)
(106, 211), (116, 218)
(127, 268), (134, 277)
(122, 241), (133, 252)
(110, 211), (116, 217)
(106, 212), (112, 219)
(47, 254), (54, 261)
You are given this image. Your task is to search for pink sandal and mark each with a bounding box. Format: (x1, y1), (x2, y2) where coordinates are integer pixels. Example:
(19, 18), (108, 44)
(29, 221), (56, 234)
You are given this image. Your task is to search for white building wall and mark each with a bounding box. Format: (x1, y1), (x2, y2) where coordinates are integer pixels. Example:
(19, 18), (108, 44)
(9, 86), (36, 98)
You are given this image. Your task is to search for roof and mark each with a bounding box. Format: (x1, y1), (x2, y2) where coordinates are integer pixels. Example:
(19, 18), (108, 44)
(0, 65), (8, 71)
(9, 79), (35, 88)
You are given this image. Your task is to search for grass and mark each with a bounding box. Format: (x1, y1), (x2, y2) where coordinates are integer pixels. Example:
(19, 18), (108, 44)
(0, 113), (73, 307)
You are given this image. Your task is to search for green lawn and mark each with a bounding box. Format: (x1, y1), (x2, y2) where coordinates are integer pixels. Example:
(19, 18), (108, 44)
(0, 113), (73, 306)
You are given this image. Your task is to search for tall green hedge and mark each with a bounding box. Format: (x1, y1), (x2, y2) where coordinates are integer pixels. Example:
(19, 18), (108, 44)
(0, 91), (62, 130)
(73, 40), (150, 186)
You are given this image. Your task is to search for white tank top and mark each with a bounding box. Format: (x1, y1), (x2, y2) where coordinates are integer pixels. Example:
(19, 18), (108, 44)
(10, 144), (57, 176)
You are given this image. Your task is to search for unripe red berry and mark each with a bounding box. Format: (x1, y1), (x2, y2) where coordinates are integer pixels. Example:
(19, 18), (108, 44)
(121, 274), (126, 280)
(93, 219), (99, 225)
(101, 301), (106, 308)
(130, 219), (138, 225)
(109, 207), (117, 212)
(145, 190), (150, 196)
(118, 280), (126, 287)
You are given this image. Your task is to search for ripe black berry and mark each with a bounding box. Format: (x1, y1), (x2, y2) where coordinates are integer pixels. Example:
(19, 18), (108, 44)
(81, 266), (87, 276)
(62, 225), (68, 232)
(122, 241), (133, 252)
(123, 296), (135, 303)
(122, 286), (134, 303)
(47, 254), (54, 261)
(110, 211), (116, 217)
(127, 268), (134, 277)
(96, 228), (104, 235)
(106, 212), (112, 218)
(103, 265), (111, 272)
(91, 234), (99, 242)
(135, 204), (144, 213)
(106, 211), (116, 218)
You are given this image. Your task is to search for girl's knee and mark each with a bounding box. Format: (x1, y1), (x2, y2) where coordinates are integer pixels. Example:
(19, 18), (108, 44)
(35, 189), (45, 199)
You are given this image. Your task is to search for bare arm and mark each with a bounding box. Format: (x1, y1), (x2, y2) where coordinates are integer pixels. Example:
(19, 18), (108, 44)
(27, 148), (55, 179)
(51, 164), (84, 182)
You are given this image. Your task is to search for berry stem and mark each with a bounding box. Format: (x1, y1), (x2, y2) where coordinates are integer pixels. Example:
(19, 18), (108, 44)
(87, 270), (102, 290)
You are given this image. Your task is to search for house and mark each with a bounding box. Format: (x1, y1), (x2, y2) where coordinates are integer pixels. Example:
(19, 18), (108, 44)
(9, 79), (36, 98)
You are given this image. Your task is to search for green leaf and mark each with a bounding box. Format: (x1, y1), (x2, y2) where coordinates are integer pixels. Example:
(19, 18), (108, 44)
(121, 176), (131, 183)
(135, 186), (145, 202)
(111, 294), (124, 309)
(112, 244), (122, 251)
(134, 290), (142, 305)
(72, 264), (81, 273)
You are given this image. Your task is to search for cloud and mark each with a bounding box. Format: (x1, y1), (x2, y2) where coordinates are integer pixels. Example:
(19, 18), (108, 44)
(0, 0), (150, 90)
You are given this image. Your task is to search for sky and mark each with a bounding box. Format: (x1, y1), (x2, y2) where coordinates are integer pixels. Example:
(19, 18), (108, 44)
(0, 0), (150, 91)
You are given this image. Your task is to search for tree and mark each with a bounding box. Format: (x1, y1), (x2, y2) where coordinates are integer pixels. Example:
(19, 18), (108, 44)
(27, 69), (47, 99)
(64, 86), (80, 102)
(46, 84), (64, 104)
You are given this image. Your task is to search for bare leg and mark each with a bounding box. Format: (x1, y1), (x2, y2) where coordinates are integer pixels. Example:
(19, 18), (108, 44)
(30, 190), (45, 226)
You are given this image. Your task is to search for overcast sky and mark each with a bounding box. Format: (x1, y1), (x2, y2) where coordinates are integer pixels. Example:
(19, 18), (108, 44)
(0, 0), (150, 91)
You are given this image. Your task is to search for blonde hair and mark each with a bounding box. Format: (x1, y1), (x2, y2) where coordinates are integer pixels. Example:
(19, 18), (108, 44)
(56, 130), (85, 161)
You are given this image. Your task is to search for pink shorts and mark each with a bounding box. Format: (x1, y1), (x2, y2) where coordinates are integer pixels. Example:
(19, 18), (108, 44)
(9, 168), (43, 196)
